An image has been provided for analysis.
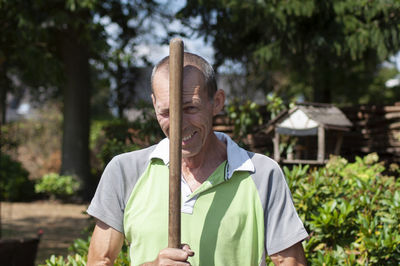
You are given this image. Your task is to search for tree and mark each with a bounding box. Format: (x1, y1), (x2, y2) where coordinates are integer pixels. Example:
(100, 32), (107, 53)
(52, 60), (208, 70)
(0, 0), (63, 125)
(0, 0), (161, 195)
(177, 0), (400, 103)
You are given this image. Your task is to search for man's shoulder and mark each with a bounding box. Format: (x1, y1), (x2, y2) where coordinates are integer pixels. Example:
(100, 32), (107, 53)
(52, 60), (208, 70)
(102, 145), (159, 185)
(245, 150), (282, 173)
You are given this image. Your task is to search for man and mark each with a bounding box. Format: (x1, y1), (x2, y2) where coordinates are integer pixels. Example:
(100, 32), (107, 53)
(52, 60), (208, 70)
(87, 52), (308, 265)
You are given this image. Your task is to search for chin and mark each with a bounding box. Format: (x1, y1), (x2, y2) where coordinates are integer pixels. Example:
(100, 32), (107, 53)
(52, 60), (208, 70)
(181, 150), (200, 159)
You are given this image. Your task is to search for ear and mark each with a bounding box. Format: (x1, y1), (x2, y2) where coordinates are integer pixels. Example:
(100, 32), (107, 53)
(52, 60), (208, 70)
(151, 93), (156, 109)
(212, 89), (225, 116)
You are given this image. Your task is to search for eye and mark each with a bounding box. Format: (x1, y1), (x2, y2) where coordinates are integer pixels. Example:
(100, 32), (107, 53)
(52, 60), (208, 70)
(184, 106), (198, 113)
(158, 110), (169, 118)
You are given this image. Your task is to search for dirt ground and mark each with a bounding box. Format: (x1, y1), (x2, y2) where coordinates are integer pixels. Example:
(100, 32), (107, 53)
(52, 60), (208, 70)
(1, 201), (92, 265)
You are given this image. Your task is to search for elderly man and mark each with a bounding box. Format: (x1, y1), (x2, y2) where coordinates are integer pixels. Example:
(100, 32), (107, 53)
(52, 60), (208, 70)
(87, 52), (308, 266)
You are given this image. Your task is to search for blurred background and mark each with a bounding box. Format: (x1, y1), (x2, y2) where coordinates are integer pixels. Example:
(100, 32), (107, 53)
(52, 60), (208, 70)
(1, 0), (400, 265)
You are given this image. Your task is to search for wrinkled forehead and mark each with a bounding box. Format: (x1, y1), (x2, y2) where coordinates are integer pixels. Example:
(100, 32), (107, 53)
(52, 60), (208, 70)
(153, 64), (206, 95)
(156, 63), (204, 78)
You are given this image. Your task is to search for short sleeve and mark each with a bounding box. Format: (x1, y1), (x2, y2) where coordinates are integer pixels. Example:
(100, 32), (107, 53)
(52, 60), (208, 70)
(264, 164), (308, 254)
(87, 158), (126, 233)
(249, 153), (308, 255)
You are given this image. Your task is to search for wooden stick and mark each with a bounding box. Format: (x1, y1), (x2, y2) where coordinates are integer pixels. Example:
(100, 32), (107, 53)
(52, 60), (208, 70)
(168, 38), (183, 248)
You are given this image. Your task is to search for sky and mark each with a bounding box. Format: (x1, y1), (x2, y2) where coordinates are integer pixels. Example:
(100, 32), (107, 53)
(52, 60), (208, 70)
(134, 0), (215, 65)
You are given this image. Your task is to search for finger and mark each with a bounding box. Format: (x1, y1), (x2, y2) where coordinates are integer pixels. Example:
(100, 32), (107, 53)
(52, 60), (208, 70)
(160, 247), (191, 261)
(159, 258), (191, 266)
(181, 244), (195, 256)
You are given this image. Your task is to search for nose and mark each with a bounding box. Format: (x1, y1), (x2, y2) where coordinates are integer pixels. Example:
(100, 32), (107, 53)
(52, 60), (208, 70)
(181, 114), (190, 131)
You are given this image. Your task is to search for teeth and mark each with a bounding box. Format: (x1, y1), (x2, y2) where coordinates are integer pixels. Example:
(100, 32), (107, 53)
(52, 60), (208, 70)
(182, 131), (195, 141)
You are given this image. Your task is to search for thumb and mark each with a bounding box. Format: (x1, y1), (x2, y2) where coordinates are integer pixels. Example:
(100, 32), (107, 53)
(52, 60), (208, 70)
(181, 244), (195, 256)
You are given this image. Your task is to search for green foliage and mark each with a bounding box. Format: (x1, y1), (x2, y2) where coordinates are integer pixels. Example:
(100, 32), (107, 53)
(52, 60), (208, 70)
(0, 103), (63, 178)
(130, 102), (164, 146)
(266, 92), (296, 119)
(226, 99), (263, 140)
(91, 112), (163, 174)
(41, 254), (87, 266)
(178, 0), (400, 103)
(35, 173), (80, 200)
(266, 93), (285, 120)
(91, 119), (140, 173)
(284, 153), (400, 264)
(0, 153), (34, 201)
(0, 124), (19, 151)
(100, 137), (139, 166)
(40, 237), (130, 266)
(359, 66), (400, 105)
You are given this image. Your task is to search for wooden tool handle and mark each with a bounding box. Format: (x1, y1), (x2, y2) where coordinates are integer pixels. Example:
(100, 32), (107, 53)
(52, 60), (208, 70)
(168, 38), (183, 248)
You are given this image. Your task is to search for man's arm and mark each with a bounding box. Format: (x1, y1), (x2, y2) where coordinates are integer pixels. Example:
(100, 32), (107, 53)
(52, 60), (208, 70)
(270, 242), (307, 266)
(87, 220), (124, 266)
(87, 219), (194, 266)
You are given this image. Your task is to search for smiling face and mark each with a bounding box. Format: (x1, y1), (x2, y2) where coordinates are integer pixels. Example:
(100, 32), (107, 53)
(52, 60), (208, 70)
(152, 65), (224, 159)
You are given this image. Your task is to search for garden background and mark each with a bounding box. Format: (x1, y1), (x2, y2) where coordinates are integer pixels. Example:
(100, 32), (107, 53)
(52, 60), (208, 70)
(1, 0), (400, 265)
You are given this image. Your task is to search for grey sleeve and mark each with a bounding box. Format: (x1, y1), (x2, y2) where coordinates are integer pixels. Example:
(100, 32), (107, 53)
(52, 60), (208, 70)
(87, 157), (127, 233)
(87, 146), (155, 233)
(250, 153), (308, 255)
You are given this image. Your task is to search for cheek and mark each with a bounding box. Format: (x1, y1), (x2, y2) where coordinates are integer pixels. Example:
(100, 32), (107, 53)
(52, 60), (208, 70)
(157, 117), (170, 135)
(185, 112), (213, 131)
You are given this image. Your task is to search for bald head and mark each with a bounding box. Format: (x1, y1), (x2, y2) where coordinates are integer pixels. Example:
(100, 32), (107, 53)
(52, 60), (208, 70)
(151, 52), (217, 99)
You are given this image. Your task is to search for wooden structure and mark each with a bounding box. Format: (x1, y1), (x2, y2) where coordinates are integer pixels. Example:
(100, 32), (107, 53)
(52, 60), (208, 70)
(340, 104), (400, 164)
(264, 103), (352, 164)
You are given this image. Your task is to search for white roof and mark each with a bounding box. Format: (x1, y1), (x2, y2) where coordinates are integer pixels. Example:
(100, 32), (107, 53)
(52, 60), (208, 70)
(278, 109), (319, 130)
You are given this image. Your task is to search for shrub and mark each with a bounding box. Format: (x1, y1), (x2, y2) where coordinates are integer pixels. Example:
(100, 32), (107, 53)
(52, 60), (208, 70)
(90, 119), (141, 174)
(35, 173), (80, 200)
(283, 153), (400, 265)
(91, 111), (163, 175)
(0, 153), (34, 201)
(226, 99), (263, 141)
(40, 254), (87, 266)
(1, 103), (62, 179)
(39, 237), (130, 266)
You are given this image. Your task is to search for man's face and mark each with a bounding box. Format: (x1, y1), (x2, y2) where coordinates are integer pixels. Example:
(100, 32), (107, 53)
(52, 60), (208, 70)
(152, 65), (219, 158)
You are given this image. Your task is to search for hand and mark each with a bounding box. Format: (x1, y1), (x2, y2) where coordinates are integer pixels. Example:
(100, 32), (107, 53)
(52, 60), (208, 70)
(144, 244), (194, 266)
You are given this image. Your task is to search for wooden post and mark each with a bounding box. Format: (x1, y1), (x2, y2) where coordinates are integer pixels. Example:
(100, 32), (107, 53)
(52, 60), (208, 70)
(168, 38), (183, 248)
(273, 130), (280, 162)
(317, 125), (325, 162)
(334, 131), (344, 155)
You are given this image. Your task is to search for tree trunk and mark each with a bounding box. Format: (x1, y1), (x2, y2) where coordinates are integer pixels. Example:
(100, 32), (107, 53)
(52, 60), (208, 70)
(0, 63), (8, 126)
(59, 28), (91, 197)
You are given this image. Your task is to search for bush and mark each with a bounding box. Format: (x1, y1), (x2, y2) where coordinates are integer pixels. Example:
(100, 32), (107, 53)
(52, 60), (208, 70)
(39, 237), (130, 266)
(283, 153), (400, 265)
(1, 103), (62, 179)
(226, 98), (263, 141)
(35, 173), (80, 200)
(90, 119), (141, 174)
(0, 153), (34, 201)
(91, 112), (163, 174)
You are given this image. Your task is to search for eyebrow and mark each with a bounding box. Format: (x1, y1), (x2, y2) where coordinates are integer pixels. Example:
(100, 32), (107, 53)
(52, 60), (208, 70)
(156, 106), (169, 113)
(183, 98), (201, 105)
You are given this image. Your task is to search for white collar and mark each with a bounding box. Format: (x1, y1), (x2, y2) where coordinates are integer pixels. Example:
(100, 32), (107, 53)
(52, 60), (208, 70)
(149, 132), (255, 180)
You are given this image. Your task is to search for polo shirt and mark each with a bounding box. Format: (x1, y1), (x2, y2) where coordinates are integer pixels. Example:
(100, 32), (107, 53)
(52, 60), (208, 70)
(87, 132), (308, 266)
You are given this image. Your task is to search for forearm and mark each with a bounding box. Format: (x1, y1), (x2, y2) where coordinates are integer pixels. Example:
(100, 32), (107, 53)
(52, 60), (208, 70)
(87, 220), (124, 266)
(270, 242), (307, 266)
(87, 257), (114, 266)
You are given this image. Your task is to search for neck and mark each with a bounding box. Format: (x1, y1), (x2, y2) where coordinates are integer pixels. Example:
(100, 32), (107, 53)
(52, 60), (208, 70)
(182, 132), (227, 185)
(183, 132), (226, 168)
